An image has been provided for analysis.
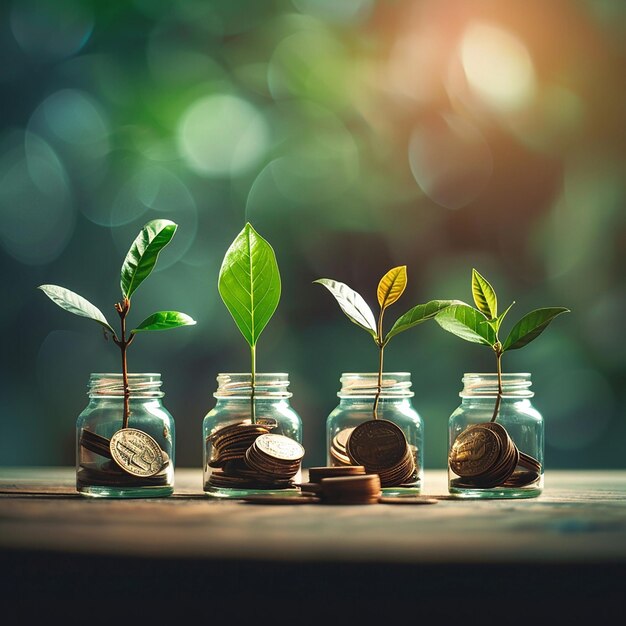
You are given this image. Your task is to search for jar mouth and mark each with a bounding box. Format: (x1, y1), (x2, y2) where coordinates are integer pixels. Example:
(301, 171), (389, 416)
(460, 373), (533, 398)
(214, 373), (292, 399)
(338, 372), (414, 398)
(88, 373), (164, 398)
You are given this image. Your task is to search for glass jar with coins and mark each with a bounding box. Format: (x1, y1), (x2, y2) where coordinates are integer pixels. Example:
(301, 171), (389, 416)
(76, 373), (175, 498)
(203, 373), (304, 498)
(326, 372), (423, 496)
(448, 373), (543, 498)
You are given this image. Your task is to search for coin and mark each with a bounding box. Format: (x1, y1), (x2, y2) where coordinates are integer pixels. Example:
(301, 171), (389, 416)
(109, 428), (164, 477)
(449, 424), (501, 477)
(379, 497), (438, 505)
(308, 466), (366, 483)
(254, 434), (305, 462)
(239, 495), (320, 505)
(346, 420), (407, 470)
(320, 474), (382, 504)
(80, 429), (113, 459)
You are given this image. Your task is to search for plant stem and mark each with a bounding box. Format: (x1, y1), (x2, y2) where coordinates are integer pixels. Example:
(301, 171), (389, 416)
(250, 343), (256, 425)
(373, 310), (385, 420)
(114, 298), (134, 430)
(490, 349), (503, 423)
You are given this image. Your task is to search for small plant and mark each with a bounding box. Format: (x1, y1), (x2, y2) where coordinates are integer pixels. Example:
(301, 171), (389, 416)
(435, 268), (569, 422)
(39, 219), (196, 428)
(218, 223), (281, 424)
(315, 266), (455, 420)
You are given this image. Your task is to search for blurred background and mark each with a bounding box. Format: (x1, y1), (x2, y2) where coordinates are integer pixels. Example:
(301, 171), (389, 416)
(1, 0), (624, 471)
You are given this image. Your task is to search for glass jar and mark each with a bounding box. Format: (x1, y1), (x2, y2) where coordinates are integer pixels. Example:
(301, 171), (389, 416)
(326, 372), (423, 496)
(203, 373), (303, 498)
(448, 373), (543, 499)
(76, 373), (175, 498)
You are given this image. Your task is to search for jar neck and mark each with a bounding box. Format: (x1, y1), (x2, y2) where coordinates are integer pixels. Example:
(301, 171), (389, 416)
(88, 373), (164, 398)
(460, 373), (533, 398)
(213, 373), (292, 399)
(337, 373), (414, 399)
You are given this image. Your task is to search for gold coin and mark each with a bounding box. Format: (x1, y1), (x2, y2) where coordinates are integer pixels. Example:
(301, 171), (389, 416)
(449, 424), (501, 477)
(346, 420), (407, 470)
(109, 428), (164, 477)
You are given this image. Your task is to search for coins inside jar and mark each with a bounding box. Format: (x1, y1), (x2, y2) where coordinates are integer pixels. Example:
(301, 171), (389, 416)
(205, 421), (304, 491)
(449, 422), (542, 490)
(345, 420), (417, 487)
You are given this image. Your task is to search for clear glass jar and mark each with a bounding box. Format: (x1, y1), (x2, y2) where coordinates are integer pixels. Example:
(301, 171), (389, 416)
(326, 372), (423, 496)
(203, 373), (303, 498)
(76, 373), (175, 498)
(448, 373), (543, 499)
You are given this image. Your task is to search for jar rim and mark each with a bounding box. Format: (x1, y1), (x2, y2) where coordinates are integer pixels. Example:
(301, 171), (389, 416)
(338, 372), (413, 398)
(214, 373), (292, 399)
(460, 372), (533, 398)
(88, 373), (164, 398)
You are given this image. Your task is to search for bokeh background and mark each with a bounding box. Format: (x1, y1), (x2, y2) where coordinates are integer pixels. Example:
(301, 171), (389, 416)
(1, 0), (624, 470)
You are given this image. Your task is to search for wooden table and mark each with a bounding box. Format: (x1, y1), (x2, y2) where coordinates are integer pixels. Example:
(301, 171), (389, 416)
(1, 468), (625, 624)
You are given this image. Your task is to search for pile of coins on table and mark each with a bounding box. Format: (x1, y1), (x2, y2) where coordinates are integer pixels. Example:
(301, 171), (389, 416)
(206, 419), (304, 491)
(78, 428), (170, 488)
(343, 419), (417, 487)
(449, 422), (542, 489)
(241, 465), (437, 505)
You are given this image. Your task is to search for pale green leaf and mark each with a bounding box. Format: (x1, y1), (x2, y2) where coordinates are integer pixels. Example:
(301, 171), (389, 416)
(218, 223), (281, 347)
(314, 278), (377, 339)
(120, 219), (177, 300)
(132, 311), (196, 333)
(38, 284), (115, 335)
(503, 307), (570, 351)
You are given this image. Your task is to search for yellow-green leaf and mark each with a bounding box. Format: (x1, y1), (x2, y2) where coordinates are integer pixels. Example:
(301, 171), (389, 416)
(377, 266), (407, 310)
(472, 268), (497, 319)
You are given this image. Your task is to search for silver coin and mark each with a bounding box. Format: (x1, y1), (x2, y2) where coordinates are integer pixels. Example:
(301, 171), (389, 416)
(254, 434), (305, 461)
(109, 428), (164, 477)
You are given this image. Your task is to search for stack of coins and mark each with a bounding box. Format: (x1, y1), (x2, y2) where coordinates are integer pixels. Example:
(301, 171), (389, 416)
(245, 434), (305, 482)
(319, 474), (381, 504)
(449, 422), (541, 489)
(208, 421), (274, 468)
(329, 428), (354, 466)
(299, 465), (366, 495)
(78, 428), (170, 488)
(80, 429), (113, 459)
(206, 421), (305, 491)
(346, 419), (416, 487)
(308, 465), (366, 482)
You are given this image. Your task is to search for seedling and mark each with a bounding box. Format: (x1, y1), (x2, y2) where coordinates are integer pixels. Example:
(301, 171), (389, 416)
(218, 223), (281, 424)
(435, 268), (569, 422)
(315, 266), (455, 420)
(39, 219), (196, 428)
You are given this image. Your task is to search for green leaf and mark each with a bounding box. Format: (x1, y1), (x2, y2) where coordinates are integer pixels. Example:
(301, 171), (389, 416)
(38, 285), (115, 335)
(120, 219), (177, 300)
(472, 268), (497, 319)
(435, 303), (496, 346)
(385, 299), (459, 343)
(481, 301), (515, 335)
(132, 311), (196, 333)
(218, 223), (281, 347)
(503, 307), (570, 351)
(377, 266), (407, 310)
(314, 278), (378, 340)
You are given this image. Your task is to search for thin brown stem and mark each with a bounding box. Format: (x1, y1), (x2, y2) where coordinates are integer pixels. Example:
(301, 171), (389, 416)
(114, 298), (133, 429)
(490, 349), (503, 423)
(373, 310), (385, 420)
